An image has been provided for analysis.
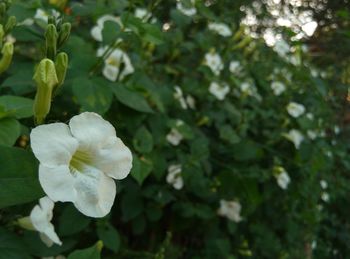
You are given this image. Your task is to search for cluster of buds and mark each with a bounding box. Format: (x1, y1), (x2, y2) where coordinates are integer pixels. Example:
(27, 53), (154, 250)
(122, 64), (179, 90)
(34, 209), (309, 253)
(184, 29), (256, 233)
(0, 0), (16, 74)
(33, 16), (71, 124)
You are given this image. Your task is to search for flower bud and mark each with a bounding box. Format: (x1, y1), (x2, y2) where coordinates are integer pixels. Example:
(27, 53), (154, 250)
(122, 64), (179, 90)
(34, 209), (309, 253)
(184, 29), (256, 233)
(53, 52), (68, 94)
(45, 24), (58, 60)
(0, 42), (14, 74)
(4, 15), (16, 33)
(33, 59), (58, 124)
(0, 24), (4, 43)
(57, 22), (71, 47)
(17, 216), (35, 231)
(0, 3), (6, 19)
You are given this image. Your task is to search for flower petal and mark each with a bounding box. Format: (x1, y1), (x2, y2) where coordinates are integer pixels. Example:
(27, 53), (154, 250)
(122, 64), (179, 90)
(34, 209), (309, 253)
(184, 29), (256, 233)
(69, 112), (116, 151)
(72, 167), (116, 218)
(39, 165), (76, 203)
(95, 137), (133, 180)
(30, 123), (78, 167)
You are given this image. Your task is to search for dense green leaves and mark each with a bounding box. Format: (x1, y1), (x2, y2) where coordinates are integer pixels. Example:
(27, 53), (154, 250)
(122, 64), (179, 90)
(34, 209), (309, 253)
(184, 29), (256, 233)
(0, 146), (43, 208)
(67, 241), (102, 259)
(97, 223), (120, 253)
(0, 118), (20, 146)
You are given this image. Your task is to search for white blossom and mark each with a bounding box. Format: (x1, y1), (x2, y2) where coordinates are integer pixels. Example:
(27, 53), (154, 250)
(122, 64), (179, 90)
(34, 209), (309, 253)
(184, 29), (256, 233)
(166, 128), (183, 146)
(306, 113), (314, 120)
(274, 167), (290, 190)
(30, 196), (62, 247)
(30, 112), (133, 218)
(321, 192), (330, 202)
(97, 47), (134, 81)
(176, 0), (197, 16)
(307, 130), (318, 140)
(320, 180), (328, 189)
(271, 81), (286, 96)
(217, 200), (242, 222)
(209, 82), (230, 100)
(286, 102), (305, 118)
(273, 39), (290, 58)
(284, 129), (304, 149)
(186, 95), (196, 109)
(134, 8), (151, 20)
(229, 61), (242, 75)
(174, 86), (195, 109)
(91, 15), (123, 42)
(34, 9), (60, 23)
(166, 164), (184, 190)
(334, 126), (340, 135)
(208, 22), (232, 37)
(204, 52), (224, 76)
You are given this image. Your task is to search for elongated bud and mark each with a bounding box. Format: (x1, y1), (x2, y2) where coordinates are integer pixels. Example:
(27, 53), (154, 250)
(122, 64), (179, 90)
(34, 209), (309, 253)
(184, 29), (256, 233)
(33, 59), (58, 124)
(0, 3), (6, 20)
(0, 42), (14, 74)
(96, 240), (104, 252)
(45, 24), (58, 60)
(4, 15), (16, 33)
(57, 22), (71, 47)
(17, 216), (36, 231)
(232, 36), (252, 50)
(53, 52), (68, 94)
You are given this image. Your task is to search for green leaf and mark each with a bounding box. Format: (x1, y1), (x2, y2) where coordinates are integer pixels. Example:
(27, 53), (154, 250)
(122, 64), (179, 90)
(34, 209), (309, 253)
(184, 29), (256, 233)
(0, 228), (31, 259)
(72, 77), (113, 114)
(58, 205), (91, 236)
(130, 156), (153, 185)
(102, 20), (121, 44)
(219, 125), (241, 144)
(67, 241), (102, 259)
(142, 24), (164, 45)
(0, 118), (20, 146)
(133, 126), (154, 153)
(112, 84), (153, 113)
(97, 223), (120, 253)
(0, 146), (44, 208)
(121, 190), (144, 221)
(1, 68), (34, 95)
(0, 95), (34, 119)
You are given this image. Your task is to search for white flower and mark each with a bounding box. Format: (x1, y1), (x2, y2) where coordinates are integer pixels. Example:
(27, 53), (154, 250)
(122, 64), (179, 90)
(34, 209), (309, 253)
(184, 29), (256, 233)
(176, 0), (197, 16)
(321, 192), (329, 202)
(166, 164), (184, 190)
(311, 240), (317, 250)
(286, 102), (305, 118)
(217, 200), (242, 223)
(30, 112), (133, 218)
(271, 81), (286, 96)
(174, 86), (188, 109)
(229, 61), (242, 74)
(204, 52), (224, 76)
(307, 130), (318, 140)
(274, 167), (290, 190)
(306, 113), (314, 120)
(209, 82), (230, 100)
(34, 9), (60, 23)
(208, 22), (232, 37)
(273, 39), (290, 57)
(30, 196), (62, 247)
(97, 47), (134, 81)
(186, 95), (196, 109)
(134, 8), (151, 20)
(166, 128), (183, 146)
(334, 126), (340, 135)
(284, 129), (304, 149)
(91, 15), (123, 42)
(320, 180), (328, 189)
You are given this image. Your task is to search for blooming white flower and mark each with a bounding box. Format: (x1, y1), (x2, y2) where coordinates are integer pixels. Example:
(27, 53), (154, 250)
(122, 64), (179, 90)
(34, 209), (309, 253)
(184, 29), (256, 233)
(320, 180), (328, 189)
(274, 167), (290, 190)
(176, 0), (197, 16)
(186, 95), (196, 109)
(321, 192), (330, 202)
(209, 82), (230, 100)
(174, 86), (188, 109)
(240, 82), (261, 101)
(208, 22), (232, 37)
(286, 102), (305, 118)
(334, 126), (340, 135)
(229, 60), (242, 74)
(166, 164), (184, 190)
(217, 200), (242, 222)
(204, 52), (224, 76)
(283, 129), (304, 149)
(271, 81), (286, 96)
(306, 113), (314, 120)
(97, 47), (134, 81)
(34, 9), (60, 23)
(30, 196), (62, 247)
(30, 112), (133, 218)
(134, 8), (151, 20)
(273, 39), (290, 57)
(91, 15), (123, 42)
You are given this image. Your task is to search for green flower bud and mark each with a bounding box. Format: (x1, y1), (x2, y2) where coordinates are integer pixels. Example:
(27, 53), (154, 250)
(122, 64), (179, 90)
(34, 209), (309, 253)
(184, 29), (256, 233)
(4, 15), (16, 33)
(0, 3), (6, 19)
(45, 24), (58, 60)
(0, 24), (4, 44)
(33, 59), (58, 124)
(57, 22), (71, 47)
(53, 52), (68, 94)
(0, 42), (14, 74)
